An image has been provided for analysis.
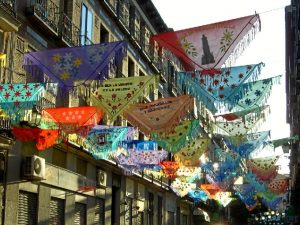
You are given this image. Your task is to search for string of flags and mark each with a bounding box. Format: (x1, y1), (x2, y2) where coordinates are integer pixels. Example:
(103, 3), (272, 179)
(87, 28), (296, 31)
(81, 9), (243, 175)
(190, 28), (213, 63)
(0, 14), (294, 212)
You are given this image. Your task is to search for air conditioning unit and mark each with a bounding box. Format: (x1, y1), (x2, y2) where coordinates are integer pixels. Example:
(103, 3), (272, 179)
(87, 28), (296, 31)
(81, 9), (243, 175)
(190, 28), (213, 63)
(97, 169), (107, 187)
(23, 155), (45, 180)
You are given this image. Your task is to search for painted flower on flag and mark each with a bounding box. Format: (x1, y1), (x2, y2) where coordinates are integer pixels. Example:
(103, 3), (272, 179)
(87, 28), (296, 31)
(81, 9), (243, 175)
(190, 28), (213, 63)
(220, 29), (234, 52)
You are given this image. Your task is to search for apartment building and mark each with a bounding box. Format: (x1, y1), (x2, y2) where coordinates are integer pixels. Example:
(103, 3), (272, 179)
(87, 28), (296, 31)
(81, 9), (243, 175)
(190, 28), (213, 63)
(0, 0), (194, 224)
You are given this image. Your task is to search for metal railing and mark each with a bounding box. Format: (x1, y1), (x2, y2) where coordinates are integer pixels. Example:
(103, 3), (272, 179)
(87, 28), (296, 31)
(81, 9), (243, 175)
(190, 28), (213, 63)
(0, 0), (15, 16)
(30, 0), (59, 33)
(60, 13), (80, 47)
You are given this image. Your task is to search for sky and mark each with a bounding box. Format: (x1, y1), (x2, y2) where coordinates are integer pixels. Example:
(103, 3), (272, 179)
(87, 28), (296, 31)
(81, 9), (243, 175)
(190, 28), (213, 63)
(152, 0), (291, 173)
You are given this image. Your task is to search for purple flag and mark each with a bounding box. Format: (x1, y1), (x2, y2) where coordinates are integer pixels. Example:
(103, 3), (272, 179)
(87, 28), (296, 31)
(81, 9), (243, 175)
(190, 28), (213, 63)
(23, 41), (127, 92)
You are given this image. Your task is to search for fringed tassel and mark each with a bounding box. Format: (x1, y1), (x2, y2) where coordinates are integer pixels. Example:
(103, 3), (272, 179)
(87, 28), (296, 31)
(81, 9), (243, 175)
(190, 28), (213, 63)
(224, 17), (261, 68)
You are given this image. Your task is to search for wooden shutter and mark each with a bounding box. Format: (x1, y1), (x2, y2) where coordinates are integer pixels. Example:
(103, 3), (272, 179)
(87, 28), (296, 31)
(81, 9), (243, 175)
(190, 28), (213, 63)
(74, 203), (86, 225)
(50, 197), (65, 225)
(94, 198), (105, 225)
(18, 191), (37, 225)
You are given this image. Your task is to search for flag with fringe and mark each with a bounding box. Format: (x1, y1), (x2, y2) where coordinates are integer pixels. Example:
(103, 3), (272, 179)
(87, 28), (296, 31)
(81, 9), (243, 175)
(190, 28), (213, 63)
(123, 95), (194, 136)
(188, 190), (209, 202)
(225, 75), (281, 111)
(221, 131), (270, 158)
(151, 119), (201, 153)
(151, 14), (261, 71)
(23, 41), (127, 93)
(12, 126), (59, 150)
(268, 174), (289, 194)
(85, 126), (135, 159)
(171, 178), (197, 197)
(174, 137), (211, 166)
(42, 106), (103, 138)
(247, 155), (279, 181)
(0, 83), (45, 122)
(214, 105), (270, 136)
(176, 63), (263, 113)
(90, 75), (158, 122)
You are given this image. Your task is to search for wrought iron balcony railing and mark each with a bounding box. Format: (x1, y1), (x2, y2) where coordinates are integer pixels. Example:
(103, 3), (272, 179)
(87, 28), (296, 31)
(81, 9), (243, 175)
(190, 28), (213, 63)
(28, 0), (59, 33)
(60, 13), (80, 47)
(0, 0), (15, 16)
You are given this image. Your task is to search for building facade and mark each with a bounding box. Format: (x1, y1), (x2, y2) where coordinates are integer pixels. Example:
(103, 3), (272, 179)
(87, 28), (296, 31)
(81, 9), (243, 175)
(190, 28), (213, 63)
(285, 0), (300, 222)
(0, 0), (195, 225)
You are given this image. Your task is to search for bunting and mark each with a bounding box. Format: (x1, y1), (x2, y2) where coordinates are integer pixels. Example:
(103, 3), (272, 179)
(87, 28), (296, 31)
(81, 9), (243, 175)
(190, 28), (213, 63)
(123, 95), (194, 136)
(247, 155), (279, 181)
(23, 41), (127, 92)
(260, 192), (282, 210)
(12, 126), (59, 150)
(214, 105), (270, 136)
(188, 190), (209, 202)
(171, 178), (197, 197)
(221, 131), (270, 158)
(176, 63), (263, 113)
(90, 75), (158, 122)
(174, 137), (211, 166)
(151, 119), (201, 153)
(85, 126), (135, 159)
(214, 192), (233, 207)
(42, 106), (103, 138)
(151, 14), (260, 71)
(268, 174), (289, 194)
(200, 183), (221, 199)
(0, 83), (44, 122)
(225, 75), (281, 111)
(129, 149), (168, 168)
(160, 161), (180, 179)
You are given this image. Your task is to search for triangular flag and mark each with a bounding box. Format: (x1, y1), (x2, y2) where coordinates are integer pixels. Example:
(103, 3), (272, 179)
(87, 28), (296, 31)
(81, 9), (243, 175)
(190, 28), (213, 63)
(23, 41), (127, 92)
(176, 63), (263, 113)
(123, 95), (194, 136)
(151, 14), (260, 71)
(90, 75), (158, 122)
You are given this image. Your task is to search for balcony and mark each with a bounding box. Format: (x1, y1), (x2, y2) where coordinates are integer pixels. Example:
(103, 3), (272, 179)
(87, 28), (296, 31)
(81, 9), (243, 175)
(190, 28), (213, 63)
(60, 13), (80, 47)
(118, 3), (130, 33)
(79, 35), (93, 46)
(103, 0), (118, 17)
(26, 0), (59, 36)
(0, 0), (20, 32)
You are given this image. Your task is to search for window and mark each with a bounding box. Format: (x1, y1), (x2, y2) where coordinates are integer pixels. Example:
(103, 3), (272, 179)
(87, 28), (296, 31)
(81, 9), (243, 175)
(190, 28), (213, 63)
(157, 196), (163, 225)
(139, 70), (145, 76)
(50, 197), (65, 225)
(167, 211), (175, 225)
(182, 214), (188, 225)
(128, 57), (134, 77)
(148, 192), (154, 225)
(76, 158), (87, 176)
(94, 199), (105, 225)
(18, 191), (37, 225)
(100, 25), (109, 43)
(74, 203), (86, 225)
(52, 149), (66, 168)
(80, 4), (93, 45)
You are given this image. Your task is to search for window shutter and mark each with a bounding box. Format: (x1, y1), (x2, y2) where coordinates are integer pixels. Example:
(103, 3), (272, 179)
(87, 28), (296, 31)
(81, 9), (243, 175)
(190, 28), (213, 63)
(94, 199), (105, 225)
(50, 197), (65, 225)
(74, 203), (86, 225)
(18, 191), (38, 225)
